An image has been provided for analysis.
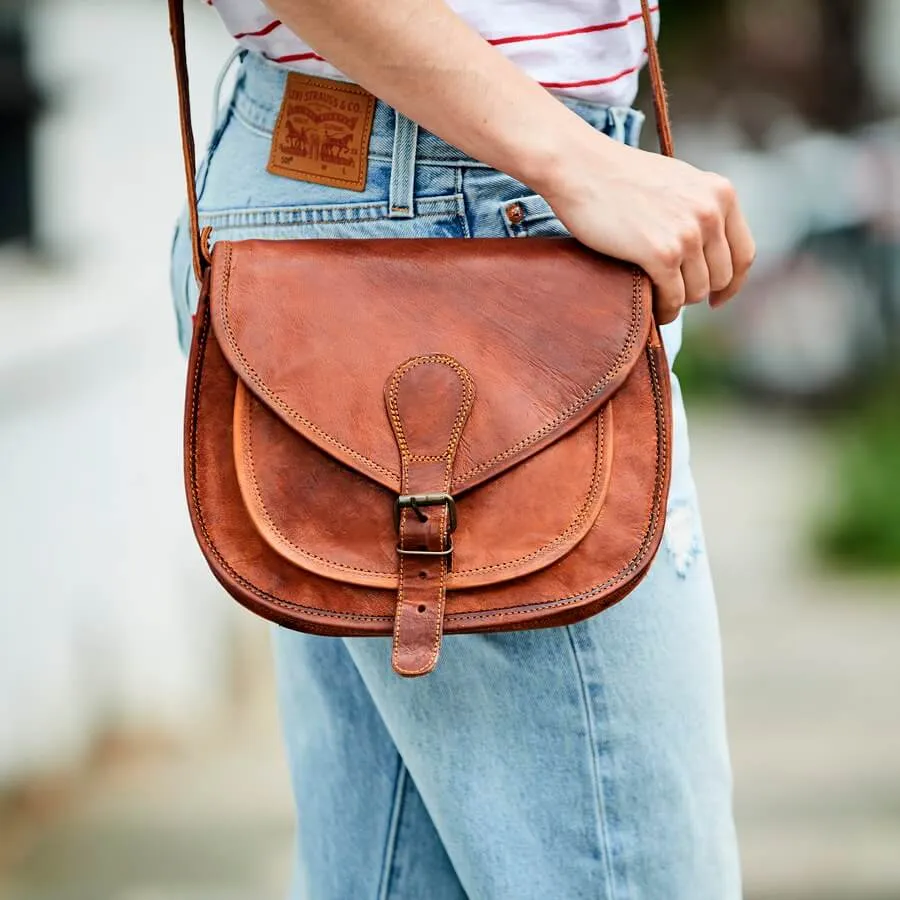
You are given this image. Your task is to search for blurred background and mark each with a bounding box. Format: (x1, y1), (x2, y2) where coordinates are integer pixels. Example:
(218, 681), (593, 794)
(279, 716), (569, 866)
(0, 1), (897, 898)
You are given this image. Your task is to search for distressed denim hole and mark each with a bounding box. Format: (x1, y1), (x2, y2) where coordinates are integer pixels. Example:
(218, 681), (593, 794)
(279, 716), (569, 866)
(664, 501), (702, 579)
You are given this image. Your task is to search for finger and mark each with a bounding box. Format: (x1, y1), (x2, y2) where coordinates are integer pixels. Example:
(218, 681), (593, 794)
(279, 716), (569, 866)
(704, 223), (734, 293)
(710, 266), (750, 308)
(710, 206), (756, 307)
(680, 248), (712, 306)
(648, 263), (686, 325)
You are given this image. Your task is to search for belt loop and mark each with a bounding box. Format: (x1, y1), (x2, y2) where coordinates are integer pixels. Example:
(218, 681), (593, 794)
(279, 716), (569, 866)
(389, 111), (419, 219)
(624, 108), (646, 149)
(606, 106), (628, 144)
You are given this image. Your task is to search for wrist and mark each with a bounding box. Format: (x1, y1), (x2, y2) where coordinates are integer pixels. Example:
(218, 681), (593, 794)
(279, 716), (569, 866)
(519, 114), (624, 203)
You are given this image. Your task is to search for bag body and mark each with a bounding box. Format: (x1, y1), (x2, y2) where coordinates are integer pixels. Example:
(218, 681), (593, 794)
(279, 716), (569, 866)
(169, 0), (676, 676)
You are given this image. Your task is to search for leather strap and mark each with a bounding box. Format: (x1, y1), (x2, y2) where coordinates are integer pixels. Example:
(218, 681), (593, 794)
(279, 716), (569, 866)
(640, 0), (674, 158)
(168, 0), (205, 285)
(386, 355), (476, 676)
(166, 0), (673, 285)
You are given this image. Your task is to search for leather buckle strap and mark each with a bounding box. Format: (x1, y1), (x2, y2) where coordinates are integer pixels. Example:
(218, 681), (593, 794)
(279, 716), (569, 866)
(385, 355), (475, 677)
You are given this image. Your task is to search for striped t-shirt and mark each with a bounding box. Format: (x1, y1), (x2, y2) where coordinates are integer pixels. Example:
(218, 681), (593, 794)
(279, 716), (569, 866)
(207, 0), (659, 107)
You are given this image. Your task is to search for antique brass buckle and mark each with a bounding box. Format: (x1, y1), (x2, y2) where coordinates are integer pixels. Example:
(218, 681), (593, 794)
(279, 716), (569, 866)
(393, 493), (458, 532)
(394, 493), (458, 557)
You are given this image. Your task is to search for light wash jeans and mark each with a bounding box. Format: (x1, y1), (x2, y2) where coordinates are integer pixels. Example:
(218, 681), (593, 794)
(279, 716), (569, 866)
(171, 51), (741, 900)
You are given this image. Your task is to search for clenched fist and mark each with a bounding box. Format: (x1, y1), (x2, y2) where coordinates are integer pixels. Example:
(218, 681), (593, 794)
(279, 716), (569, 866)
(544, 137), (756, 324)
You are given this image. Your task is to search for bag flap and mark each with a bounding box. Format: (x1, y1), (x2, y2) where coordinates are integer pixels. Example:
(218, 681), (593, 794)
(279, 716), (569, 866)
(210, 237), (651, 493)
(233, 379), (615, 589)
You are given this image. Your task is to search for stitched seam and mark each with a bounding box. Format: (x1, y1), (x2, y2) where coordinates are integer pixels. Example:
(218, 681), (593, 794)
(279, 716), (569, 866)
(388, 355), (475, 674)
(243, 396), (389, 577)
(189, 346), (663, 625)
(219, 243), (644, 488)
(455, 408), (607, 575)
(565, 627), (618, 898)
(455, 268), (644, 483)
(389, 358), (413, 671)
(204, 200), (386, 220)
(242, 397), (608, 580)
(218, 243), (398, 483)
(377, 760), (408, 900)
(201, 196), (465, 222)
(191, 294), (665, 628)
(434, 501), (449, 673)
(386, 354), (474, 456)
(210, 211), (463, 230)
(188, 303), (389, 623)
(391, 439), (409, 669)
(448, 343), (668, 622)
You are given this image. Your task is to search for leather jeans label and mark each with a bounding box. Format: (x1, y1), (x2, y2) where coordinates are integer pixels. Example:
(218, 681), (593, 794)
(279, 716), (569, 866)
(267, 72), (375, 192)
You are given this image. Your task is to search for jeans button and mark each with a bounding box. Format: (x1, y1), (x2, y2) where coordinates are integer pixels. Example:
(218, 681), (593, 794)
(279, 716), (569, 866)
(505, 202), (525, 225)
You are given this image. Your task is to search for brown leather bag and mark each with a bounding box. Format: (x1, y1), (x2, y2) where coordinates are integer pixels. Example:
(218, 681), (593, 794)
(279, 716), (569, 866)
(169, 0), (676, 676)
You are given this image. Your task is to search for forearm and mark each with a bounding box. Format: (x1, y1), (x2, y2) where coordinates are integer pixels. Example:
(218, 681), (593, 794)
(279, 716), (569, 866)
(263, 0), (620, 197)
(263, 0), (756, 319)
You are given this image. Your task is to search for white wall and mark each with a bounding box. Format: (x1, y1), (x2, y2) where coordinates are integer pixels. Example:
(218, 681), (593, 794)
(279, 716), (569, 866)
(0, 0), (244, 785)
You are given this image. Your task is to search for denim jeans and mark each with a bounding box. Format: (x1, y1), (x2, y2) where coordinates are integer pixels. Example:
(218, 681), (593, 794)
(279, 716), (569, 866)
(171, 51), (741, 900)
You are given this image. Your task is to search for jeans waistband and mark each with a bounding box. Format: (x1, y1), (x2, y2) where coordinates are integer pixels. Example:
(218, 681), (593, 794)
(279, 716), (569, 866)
(226, 51), (645, 167)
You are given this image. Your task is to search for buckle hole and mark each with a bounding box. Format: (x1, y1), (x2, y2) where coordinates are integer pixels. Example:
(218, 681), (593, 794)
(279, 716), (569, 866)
(417, 604), (427, 613)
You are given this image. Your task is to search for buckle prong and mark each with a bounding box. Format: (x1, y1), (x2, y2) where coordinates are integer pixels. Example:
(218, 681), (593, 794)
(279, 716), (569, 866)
(393, 493), (458, 533)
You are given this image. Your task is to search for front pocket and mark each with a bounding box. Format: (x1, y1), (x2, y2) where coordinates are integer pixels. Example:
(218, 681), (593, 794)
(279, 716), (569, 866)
(501, 193), (570, 238)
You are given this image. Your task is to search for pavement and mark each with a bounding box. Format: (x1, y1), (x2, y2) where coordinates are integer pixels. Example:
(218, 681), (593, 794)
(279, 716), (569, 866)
(1, 407), (899, 900)
(694, 410), (900, 900)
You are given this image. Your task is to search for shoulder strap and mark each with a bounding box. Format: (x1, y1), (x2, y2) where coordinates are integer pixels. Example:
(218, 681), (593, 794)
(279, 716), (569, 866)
(168, 0), (674, 284)
(168, 0), (205, 285)
(640, 0), (674, 158)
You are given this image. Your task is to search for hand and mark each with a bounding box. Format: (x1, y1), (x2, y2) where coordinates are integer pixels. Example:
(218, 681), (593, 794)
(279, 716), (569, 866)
(542, 137), (756, 325)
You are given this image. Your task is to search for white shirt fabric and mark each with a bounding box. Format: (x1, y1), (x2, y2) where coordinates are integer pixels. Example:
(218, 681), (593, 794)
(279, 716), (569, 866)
(207, 0), (659, 107)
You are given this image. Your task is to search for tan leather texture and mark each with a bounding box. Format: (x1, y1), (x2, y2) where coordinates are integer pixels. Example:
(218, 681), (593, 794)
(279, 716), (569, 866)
(387, 355), (476, 675)
(169, 0), (676, 676)
(184, 238), (673, 675)
(267, 73), (375, 191)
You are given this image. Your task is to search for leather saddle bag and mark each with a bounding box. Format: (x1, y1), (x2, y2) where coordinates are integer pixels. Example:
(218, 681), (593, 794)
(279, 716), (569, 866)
(169, 0), (676, 676)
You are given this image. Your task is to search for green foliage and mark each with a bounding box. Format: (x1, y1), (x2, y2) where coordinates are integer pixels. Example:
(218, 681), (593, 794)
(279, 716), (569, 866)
(673, 321), (736, 402)
(814, 370), (900, 571)
(650, 0), (728, 72)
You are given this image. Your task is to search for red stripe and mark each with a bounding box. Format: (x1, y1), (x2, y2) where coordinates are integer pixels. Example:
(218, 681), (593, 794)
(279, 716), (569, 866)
(234, 19), (282, 39)
(239, 7), (659, 49)
(489, 5), (658, 47)
(264, 50), (326, 64)
(249, 6), (657, 83)
(539, 63), (640, 90)
(264, 54), (639, 85)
